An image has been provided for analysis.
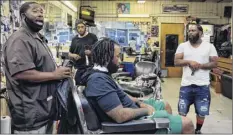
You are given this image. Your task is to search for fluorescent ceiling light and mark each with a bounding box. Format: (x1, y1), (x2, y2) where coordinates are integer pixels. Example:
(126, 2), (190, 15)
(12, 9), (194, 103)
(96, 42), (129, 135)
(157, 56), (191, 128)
(61, 1), (77, 12)
(137, 0), (145, 3)
(118, 14), (149, 18)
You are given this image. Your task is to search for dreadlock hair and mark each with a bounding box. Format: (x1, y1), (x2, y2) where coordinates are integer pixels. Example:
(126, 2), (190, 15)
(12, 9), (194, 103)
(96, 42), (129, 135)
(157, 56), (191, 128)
(92, 38), (119, 67)
(20, 2), (38, 17)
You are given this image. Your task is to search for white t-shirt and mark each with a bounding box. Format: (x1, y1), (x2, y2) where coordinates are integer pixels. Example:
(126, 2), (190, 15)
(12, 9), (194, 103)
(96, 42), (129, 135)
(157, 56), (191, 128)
(175, 41), (218, 86)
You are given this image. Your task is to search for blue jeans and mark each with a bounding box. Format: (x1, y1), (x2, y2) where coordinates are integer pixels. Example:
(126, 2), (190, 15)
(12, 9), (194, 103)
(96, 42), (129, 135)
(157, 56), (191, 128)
(178, 85), (211, 117)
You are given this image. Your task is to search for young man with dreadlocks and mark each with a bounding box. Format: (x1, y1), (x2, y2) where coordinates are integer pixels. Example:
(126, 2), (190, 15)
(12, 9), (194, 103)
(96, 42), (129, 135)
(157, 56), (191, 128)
(81, 38), (195, 134)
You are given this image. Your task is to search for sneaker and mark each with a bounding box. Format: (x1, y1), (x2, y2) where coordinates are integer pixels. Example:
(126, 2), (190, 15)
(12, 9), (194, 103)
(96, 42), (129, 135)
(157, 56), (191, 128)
(195, 130), (202, 134)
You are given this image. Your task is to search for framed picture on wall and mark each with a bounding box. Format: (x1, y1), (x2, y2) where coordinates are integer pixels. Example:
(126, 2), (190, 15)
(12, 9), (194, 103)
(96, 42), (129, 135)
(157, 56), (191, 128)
(117, 3), (130, 14)
(151, 25), (159, 37)
(162, 4), (188, 14)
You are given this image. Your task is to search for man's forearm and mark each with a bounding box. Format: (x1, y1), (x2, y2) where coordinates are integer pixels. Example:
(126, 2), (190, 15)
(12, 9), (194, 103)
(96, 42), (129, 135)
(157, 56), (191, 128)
(69, 52), (79, 58)
(13, 70), (57, 83)
(174, 59), (190, 67)
(200, 62), (217, 70)
(108, 107), (148, 123)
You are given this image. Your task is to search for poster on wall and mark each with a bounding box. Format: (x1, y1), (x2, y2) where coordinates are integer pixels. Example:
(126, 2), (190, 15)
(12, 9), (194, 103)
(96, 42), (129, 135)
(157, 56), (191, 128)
(117, 3), (130, 14)
(151, 25), (159, 37)
(162, 4), (188, 14)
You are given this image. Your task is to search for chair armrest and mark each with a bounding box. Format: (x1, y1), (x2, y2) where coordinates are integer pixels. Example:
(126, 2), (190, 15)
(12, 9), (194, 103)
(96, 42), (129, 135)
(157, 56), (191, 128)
(141, 75), (158, 81)
(101, 118), (169, 133)
(112, 72), (131, 79)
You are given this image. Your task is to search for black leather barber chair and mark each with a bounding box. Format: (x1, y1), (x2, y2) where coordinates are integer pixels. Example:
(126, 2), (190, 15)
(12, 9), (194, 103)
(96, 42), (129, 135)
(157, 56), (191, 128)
(71, 86), (170, 134)
(113, 61), (159, 98)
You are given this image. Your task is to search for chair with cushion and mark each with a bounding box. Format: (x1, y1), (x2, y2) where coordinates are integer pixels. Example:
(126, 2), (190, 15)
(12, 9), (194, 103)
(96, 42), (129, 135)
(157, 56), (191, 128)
(113, 61), (160, 98)
(71, 86), (170, 134)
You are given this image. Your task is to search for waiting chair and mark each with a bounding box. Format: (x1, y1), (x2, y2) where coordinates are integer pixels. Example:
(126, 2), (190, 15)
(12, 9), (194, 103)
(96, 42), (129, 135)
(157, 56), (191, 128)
(71, 86), (170, 134)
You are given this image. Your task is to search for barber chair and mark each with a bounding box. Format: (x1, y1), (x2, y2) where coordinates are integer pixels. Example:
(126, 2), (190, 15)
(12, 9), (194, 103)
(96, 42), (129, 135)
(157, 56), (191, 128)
(113, 61), (160, 98)
(71, 86), (170, 134)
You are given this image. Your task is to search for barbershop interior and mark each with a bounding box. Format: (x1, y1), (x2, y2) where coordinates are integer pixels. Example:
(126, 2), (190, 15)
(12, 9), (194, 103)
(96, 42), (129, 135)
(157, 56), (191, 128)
(0, 0), (232, 134)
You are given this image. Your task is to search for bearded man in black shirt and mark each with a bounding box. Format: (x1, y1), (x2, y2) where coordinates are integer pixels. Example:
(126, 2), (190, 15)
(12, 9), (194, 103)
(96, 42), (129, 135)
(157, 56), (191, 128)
(69, 19), (98, 85)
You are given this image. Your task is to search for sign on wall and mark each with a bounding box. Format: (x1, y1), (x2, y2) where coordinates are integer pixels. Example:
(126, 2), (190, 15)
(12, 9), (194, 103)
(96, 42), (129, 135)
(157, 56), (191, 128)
(117, 3), (130, 14)
(162, 4), (188, 14)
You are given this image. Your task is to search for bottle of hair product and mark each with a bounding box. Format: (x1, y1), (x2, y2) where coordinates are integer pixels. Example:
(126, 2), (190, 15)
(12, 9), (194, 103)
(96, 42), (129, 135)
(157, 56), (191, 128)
(140, 43), (145, 54)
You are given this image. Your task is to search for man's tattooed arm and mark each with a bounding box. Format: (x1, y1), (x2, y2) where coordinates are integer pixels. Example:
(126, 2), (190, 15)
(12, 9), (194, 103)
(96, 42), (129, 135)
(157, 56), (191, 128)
(106, 105), (149, 123)
(200, 56), (218, 70)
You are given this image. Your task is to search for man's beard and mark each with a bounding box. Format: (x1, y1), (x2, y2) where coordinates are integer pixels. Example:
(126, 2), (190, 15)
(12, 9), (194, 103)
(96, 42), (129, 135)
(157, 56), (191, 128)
(25, 16), (43, 32)
(78, 29), (86, 36)
(107, 61), (119, 74)
(189, 34), (200, 44)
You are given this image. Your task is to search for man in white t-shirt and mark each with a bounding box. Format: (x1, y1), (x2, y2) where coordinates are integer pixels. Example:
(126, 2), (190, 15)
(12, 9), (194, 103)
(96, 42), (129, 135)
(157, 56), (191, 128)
(174, 24), (218, 134)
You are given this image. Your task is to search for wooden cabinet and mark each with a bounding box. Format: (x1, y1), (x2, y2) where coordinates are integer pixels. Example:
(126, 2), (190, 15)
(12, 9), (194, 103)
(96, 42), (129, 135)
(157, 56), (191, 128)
(210, 57), (232, 93)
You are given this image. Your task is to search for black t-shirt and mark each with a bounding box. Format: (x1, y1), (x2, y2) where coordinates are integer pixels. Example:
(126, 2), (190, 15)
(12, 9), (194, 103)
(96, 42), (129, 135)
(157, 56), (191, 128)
(69, 33), (98, 69)
(84, 72), (138, 122)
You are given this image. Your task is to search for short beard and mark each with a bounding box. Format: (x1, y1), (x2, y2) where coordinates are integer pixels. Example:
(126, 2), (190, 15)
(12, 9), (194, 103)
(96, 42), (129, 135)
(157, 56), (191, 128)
(189, 35), (200, 45)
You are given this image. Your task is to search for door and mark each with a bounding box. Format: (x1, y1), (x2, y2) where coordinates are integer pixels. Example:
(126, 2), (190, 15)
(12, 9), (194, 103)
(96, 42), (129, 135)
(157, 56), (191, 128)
(161, 23), (184, 77)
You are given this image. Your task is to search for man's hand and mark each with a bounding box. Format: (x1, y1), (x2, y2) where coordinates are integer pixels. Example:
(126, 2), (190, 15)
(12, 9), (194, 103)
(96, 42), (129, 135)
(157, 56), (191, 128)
(188, 61), (201, 70)
(85, 50), (91, 56)
(69, 53), (81, 61)
(73, 54), (81, 61)
(136, 101), (155, 115)
(53, 67), (71, 80)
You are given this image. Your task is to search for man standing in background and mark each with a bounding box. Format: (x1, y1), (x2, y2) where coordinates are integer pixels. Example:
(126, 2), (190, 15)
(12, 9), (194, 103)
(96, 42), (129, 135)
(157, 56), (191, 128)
(69, 19), (98, 85)
(174, 24), (218, 134)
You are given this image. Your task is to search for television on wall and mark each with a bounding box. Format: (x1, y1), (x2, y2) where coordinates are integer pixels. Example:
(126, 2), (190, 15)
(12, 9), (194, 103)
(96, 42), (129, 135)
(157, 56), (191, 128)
(79, 7), (95, 24)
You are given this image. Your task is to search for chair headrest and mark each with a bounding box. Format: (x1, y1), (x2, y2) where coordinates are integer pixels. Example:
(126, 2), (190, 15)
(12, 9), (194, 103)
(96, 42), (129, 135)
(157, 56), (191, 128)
(135, 61), (157, 77)
(78, 92), (101, 131)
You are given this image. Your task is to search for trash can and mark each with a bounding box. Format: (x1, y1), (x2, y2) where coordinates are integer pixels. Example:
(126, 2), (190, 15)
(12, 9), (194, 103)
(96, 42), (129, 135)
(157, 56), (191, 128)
(221, 74), (232, 99)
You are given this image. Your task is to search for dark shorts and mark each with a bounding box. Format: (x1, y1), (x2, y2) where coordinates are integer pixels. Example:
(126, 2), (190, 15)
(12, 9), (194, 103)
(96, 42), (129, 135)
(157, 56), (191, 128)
(178, 85), (211, 117)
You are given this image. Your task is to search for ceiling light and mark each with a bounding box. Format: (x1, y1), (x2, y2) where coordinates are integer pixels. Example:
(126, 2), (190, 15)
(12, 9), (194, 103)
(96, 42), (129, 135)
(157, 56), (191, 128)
(137, 0), (146, 4)
(61, 1), (78, 12)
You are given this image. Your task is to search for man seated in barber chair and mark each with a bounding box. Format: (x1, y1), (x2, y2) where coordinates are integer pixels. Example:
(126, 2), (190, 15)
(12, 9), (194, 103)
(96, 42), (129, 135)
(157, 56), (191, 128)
(80, 38), (194, 134)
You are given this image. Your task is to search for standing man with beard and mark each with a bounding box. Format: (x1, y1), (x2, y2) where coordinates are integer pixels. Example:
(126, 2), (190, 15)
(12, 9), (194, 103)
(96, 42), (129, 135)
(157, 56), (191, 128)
(69, 20), (98, 85)
(174, 24), (218, 134)
(3, 2), (71, 134)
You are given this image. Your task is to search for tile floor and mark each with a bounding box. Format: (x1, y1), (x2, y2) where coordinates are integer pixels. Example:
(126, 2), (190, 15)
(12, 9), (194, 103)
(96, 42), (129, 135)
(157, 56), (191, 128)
(161, 78), (232, 134)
